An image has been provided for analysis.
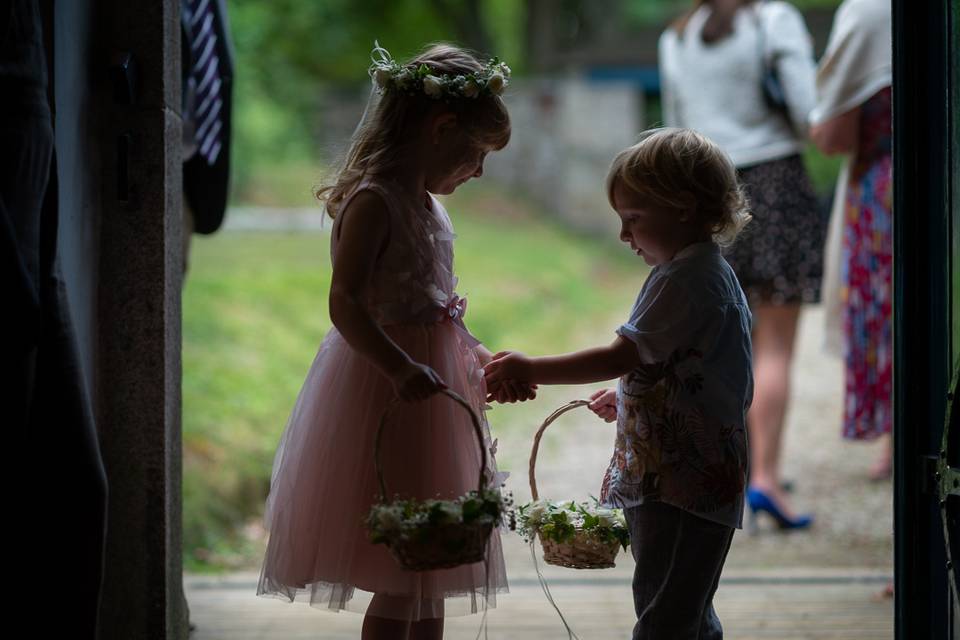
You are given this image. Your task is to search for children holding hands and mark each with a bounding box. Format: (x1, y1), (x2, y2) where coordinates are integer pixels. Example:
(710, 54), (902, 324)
(256, 33), (752, 639)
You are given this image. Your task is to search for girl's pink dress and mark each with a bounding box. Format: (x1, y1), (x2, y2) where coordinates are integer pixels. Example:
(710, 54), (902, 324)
(256, 178), (508, 621)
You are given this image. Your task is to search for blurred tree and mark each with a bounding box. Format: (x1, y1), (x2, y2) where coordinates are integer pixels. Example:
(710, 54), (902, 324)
(224, 0), (840, 205)
(428, 0), (493, 53)
(226, 0), (520, 204)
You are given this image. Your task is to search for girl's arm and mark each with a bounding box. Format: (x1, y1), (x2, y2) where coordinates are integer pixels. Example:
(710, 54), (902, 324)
(329, 190), (445, 401)
(474, 344), (494, 367)
(484, 336), (640, 387)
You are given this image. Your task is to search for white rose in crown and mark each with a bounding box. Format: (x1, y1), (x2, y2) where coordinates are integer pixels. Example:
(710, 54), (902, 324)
(463, 78), (480, 98)
(373, 66), (393, 89)
(487, 72), (506, 95)
(423, 75), (444, 98)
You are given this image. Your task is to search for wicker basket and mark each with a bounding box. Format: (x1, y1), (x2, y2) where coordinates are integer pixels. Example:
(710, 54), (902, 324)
(371, 388), (494, 572)
(529, 400), (621, 570)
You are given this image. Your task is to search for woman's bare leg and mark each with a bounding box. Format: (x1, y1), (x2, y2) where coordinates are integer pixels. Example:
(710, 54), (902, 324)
(748, 303), (804, 518)
(868, 433), (894, 480)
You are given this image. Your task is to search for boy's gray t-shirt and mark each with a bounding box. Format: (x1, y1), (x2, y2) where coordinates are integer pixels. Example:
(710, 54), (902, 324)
(601, 241), (754, 529)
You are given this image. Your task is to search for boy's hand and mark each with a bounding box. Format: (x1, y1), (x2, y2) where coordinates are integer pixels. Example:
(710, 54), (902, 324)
(484, 351), (533, 388)
(588, 388), (617, 423)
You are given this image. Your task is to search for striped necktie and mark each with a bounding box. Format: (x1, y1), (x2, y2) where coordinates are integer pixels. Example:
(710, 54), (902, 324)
(187, 0), (223, 165)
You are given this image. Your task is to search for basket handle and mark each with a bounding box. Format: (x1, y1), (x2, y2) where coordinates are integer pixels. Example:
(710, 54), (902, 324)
(528, 399), (592, 500)
(374, 388), (488, 503)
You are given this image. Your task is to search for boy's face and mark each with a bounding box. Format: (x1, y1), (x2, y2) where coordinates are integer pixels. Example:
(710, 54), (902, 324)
(611, 179), (689, 267)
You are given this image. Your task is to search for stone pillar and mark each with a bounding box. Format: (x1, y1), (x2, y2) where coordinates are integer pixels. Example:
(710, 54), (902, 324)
(93, 0), (186, 637)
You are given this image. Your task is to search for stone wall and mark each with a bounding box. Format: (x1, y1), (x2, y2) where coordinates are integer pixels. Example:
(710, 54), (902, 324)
(484, 76), (643, 235)
(317, 75), (643, 235)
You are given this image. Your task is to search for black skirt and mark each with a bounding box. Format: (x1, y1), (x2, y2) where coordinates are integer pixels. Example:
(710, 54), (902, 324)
(724, 154), (825, 306)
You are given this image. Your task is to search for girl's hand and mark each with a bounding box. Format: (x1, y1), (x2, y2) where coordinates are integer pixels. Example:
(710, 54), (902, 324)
(391, 361), (447, 402)
(484, 351), (533, 387)
(487, 379), (538, 404)
(588, 388), (617, 423)
(511, 381), (538, 402)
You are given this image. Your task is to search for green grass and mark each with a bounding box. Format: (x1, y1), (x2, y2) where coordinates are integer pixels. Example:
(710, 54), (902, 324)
(182, 183), (644, 571)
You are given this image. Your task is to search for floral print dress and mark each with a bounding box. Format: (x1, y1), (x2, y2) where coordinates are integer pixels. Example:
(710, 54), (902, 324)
(842, 86), (893, 440)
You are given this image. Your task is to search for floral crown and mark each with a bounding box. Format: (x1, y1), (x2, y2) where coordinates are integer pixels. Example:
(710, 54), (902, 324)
(368, 41), (511, 100)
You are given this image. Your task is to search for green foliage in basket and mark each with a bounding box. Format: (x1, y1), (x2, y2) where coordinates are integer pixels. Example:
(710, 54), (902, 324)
(367, 489), (513, 545)
(516, 498), (630, 550)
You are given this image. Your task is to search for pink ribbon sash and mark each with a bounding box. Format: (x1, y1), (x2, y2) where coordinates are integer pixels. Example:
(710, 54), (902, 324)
(443, 294), (482, 348)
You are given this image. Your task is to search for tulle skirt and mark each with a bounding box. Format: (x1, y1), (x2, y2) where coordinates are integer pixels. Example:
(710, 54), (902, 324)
(256, 321), (508, 621)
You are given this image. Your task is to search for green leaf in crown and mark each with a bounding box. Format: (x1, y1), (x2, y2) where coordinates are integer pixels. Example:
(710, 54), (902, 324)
(368, 40), (512, 99)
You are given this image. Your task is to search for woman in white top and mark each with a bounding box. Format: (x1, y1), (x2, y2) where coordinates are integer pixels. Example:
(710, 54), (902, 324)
(659, 0), (820, 529)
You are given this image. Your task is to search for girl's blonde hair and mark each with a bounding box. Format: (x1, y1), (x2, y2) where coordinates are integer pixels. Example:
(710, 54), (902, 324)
(317, 43), (511, 218)
(606, 128), (751, 247)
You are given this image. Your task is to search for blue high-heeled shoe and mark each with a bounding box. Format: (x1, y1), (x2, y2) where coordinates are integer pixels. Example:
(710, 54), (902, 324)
(747, 487), (813, 531)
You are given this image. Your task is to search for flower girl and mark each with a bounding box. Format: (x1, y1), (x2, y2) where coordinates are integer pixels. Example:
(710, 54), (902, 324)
(257, 43), (527, 640)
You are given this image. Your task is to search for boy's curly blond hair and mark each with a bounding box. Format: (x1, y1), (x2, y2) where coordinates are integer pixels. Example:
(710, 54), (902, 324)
(606, 128), (751, 247)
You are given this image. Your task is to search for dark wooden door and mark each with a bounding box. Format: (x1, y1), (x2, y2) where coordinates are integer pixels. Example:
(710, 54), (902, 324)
(893, 0), (960, 637)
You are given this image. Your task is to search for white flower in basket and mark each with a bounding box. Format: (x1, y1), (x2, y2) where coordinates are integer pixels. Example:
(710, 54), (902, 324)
(375, 505), (405, 532)
(366, 389), (513, 571)
(516, 498), (630, 569)
(522, 400), (631, 569)
(595, 508), (620, 529)
(525, 499), (549, 526)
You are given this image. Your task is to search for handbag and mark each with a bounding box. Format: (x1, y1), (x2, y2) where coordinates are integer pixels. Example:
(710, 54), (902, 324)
(753, 1), (789, 114)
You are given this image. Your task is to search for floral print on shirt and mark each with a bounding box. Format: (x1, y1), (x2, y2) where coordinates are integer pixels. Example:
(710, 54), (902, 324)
(601, 345), (748, 522)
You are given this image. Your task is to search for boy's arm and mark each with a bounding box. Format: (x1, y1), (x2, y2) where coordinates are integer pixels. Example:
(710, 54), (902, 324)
(476, 344), (538, 402)
(484, 336), (640, 387)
